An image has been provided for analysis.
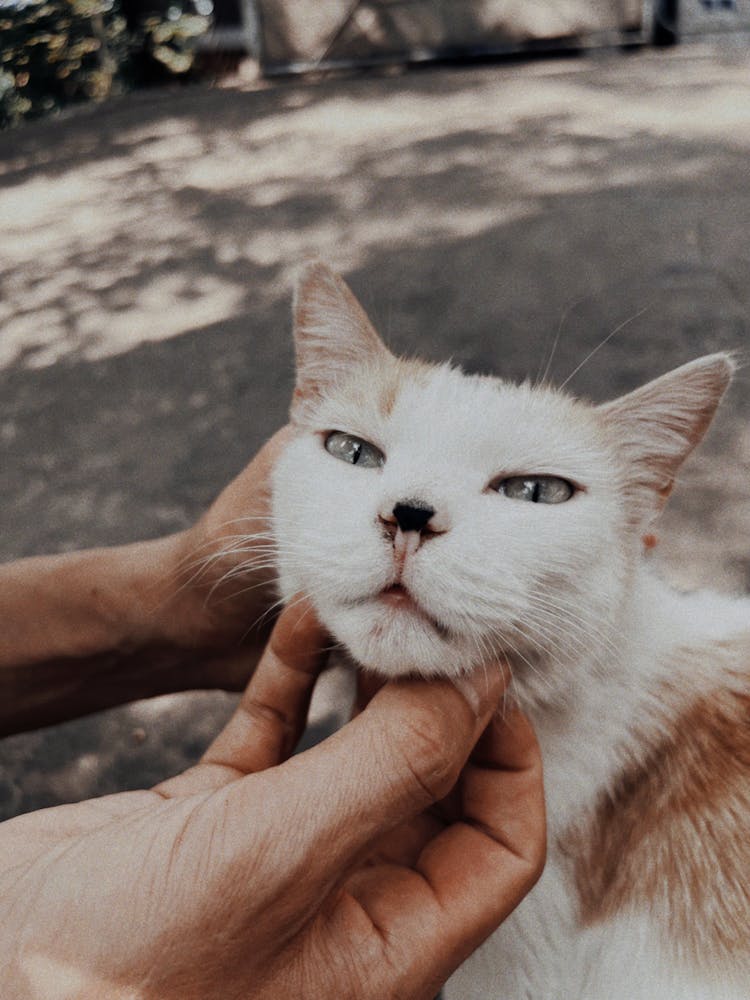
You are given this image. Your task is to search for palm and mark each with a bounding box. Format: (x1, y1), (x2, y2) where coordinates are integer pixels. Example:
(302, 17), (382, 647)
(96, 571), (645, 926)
(0, 789), (201, 992)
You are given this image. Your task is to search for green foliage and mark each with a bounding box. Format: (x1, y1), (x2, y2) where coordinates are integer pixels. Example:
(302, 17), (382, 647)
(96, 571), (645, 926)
(138, 8), (210, 76)
(0, 0), (212, 127)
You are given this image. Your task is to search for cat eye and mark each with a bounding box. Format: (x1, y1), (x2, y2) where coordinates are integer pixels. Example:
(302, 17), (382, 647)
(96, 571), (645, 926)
(495, 475), (574, 504)
(324, 431), (385, 469)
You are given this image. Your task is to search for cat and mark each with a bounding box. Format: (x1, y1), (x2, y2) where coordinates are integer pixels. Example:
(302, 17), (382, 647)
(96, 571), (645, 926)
(271, 260), (749, 999)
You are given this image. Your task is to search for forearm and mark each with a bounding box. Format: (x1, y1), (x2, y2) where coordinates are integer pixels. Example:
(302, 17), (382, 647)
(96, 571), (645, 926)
(0, 536), (218, 736)
(0, 431), (290, 737)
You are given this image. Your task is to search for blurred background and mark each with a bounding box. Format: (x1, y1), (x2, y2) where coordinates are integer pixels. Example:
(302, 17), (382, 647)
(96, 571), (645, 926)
(1, 1), (749, 821)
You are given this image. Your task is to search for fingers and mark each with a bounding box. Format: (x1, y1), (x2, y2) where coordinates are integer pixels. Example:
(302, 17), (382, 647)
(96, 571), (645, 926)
(251, 663), (510, 897)
(418, 704), (546, 927)
(153, 598), (328, 797)
(348, 705), (546, 989)
(352, 669), (386, 717)
(203, 596), (328, 771)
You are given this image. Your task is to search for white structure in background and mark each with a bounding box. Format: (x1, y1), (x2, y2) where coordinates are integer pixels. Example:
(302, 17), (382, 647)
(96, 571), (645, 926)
(199, 1), (750, 70)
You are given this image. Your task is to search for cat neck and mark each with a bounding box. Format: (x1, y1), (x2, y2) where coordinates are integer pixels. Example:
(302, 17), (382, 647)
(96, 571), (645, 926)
(527, 561), (750, 835)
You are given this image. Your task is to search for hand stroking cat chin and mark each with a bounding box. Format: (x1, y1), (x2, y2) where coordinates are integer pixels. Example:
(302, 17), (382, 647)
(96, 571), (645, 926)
(271, 260), (733, 707)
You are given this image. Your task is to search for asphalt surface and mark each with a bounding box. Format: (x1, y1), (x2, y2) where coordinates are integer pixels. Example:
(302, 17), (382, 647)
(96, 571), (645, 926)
(1, 39), (749, 820)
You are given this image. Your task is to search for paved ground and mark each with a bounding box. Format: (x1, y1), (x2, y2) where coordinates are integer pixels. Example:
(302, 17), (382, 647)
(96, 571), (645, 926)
(1, 39), (749, 820)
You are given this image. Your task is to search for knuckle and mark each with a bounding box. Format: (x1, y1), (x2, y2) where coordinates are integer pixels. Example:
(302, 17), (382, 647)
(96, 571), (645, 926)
(520, 812), (547, 888)
(396, 707), (463, 804)
(530, 829), (548, 883)
(521, 838), (547, 890)
(242, 697), (294, 741)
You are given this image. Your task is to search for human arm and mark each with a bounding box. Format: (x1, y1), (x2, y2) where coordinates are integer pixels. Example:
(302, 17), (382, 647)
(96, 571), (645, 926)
(0, 599), (546, 999)
(0, 427), (294, 736)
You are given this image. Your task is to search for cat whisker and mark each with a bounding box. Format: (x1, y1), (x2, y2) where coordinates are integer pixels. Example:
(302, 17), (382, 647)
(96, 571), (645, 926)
(558, 303), (652, 391)
(536, 294), (588, 388)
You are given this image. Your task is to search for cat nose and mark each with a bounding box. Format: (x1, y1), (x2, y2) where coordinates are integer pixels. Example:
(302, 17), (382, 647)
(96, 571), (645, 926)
(392, 501), (435, 534)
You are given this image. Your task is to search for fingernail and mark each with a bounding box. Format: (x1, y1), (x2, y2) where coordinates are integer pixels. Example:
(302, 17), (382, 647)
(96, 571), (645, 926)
(454, 662), (505, 716)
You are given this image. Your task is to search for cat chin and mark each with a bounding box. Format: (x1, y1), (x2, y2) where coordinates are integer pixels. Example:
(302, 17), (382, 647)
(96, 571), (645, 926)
(321, 602), (475, 679)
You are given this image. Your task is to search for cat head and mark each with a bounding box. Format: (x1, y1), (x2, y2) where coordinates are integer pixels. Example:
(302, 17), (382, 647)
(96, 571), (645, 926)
(272, 261), (733, 701)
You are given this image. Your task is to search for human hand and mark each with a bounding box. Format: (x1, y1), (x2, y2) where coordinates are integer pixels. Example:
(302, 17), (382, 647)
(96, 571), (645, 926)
(167, 425), (296, 680)
(0, 426), (299, 733)
(0, 600), (545, 1000)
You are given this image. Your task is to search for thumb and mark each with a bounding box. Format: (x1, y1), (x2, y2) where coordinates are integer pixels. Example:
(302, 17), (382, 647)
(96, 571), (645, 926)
(259, 662), (509, 897)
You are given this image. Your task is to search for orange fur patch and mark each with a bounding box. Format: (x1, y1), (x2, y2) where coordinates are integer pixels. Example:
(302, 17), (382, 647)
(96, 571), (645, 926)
(377, 358), (434, 417)
(378, 369), (403, 417)
(566, 642), (750, 964)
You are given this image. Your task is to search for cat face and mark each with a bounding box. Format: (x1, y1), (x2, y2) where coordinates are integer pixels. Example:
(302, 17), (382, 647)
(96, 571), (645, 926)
(272, 262), (732, 700)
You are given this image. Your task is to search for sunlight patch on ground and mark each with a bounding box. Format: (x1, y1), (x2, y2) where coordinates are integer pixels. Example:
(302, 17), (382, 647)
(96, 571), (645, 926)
(0, 273), (244, 369)
(1, 45), (749, 370)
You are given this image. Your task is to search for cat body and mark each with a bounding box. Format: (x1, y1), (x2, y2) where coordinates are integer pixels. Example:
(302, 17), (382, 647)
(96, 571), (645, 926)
(448, 575), (750, 1000)
(271, 261), (750, 999)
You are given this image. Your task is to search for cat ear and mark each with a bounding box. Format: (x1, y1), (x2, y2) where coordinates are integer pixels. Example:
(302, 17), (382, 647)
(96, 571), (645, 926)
(291, 260), (391, 420)
(599, 353), (735, 518)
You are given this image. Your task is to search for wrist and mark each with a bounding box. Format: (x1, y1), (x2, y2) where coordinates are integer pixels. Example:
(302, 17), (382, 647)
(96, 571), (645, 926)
(142, 527), (277, 691)
(0, 538), (209, 735)
(0, 535), (211, 670)
(101, 531), (204, 652)
(169, 517), (278, 652)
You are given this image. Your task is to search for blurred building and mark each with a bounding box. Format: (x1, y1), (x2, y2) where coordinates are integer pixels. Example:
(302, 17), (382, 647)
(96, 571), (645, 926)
(199, 0), (750, 68)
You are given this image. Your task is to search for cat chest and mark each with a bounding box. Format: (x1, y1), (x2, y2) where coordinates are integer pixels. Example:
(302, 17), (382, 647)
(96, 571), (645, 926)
(448, 848), (750, 1000)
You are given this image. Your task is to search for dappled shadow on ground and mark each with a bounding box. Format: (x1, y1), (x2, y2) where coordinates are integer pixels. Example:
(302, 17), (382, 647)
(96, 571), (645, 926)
(2, 44), (750, 372)
(1, 43), (749, 818)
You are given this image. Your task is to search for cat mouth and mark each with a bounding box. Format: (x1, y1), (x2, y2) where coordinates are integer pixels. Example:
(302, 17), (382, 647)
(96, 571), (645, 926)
(379, 583), (417, 608)
(376, 584), (451, 637)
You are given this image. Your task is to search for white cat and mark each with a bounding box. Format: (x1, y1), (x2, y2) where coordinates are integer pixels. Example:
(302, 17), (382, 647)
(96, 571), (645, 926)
(271, 261), (750, 1000)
